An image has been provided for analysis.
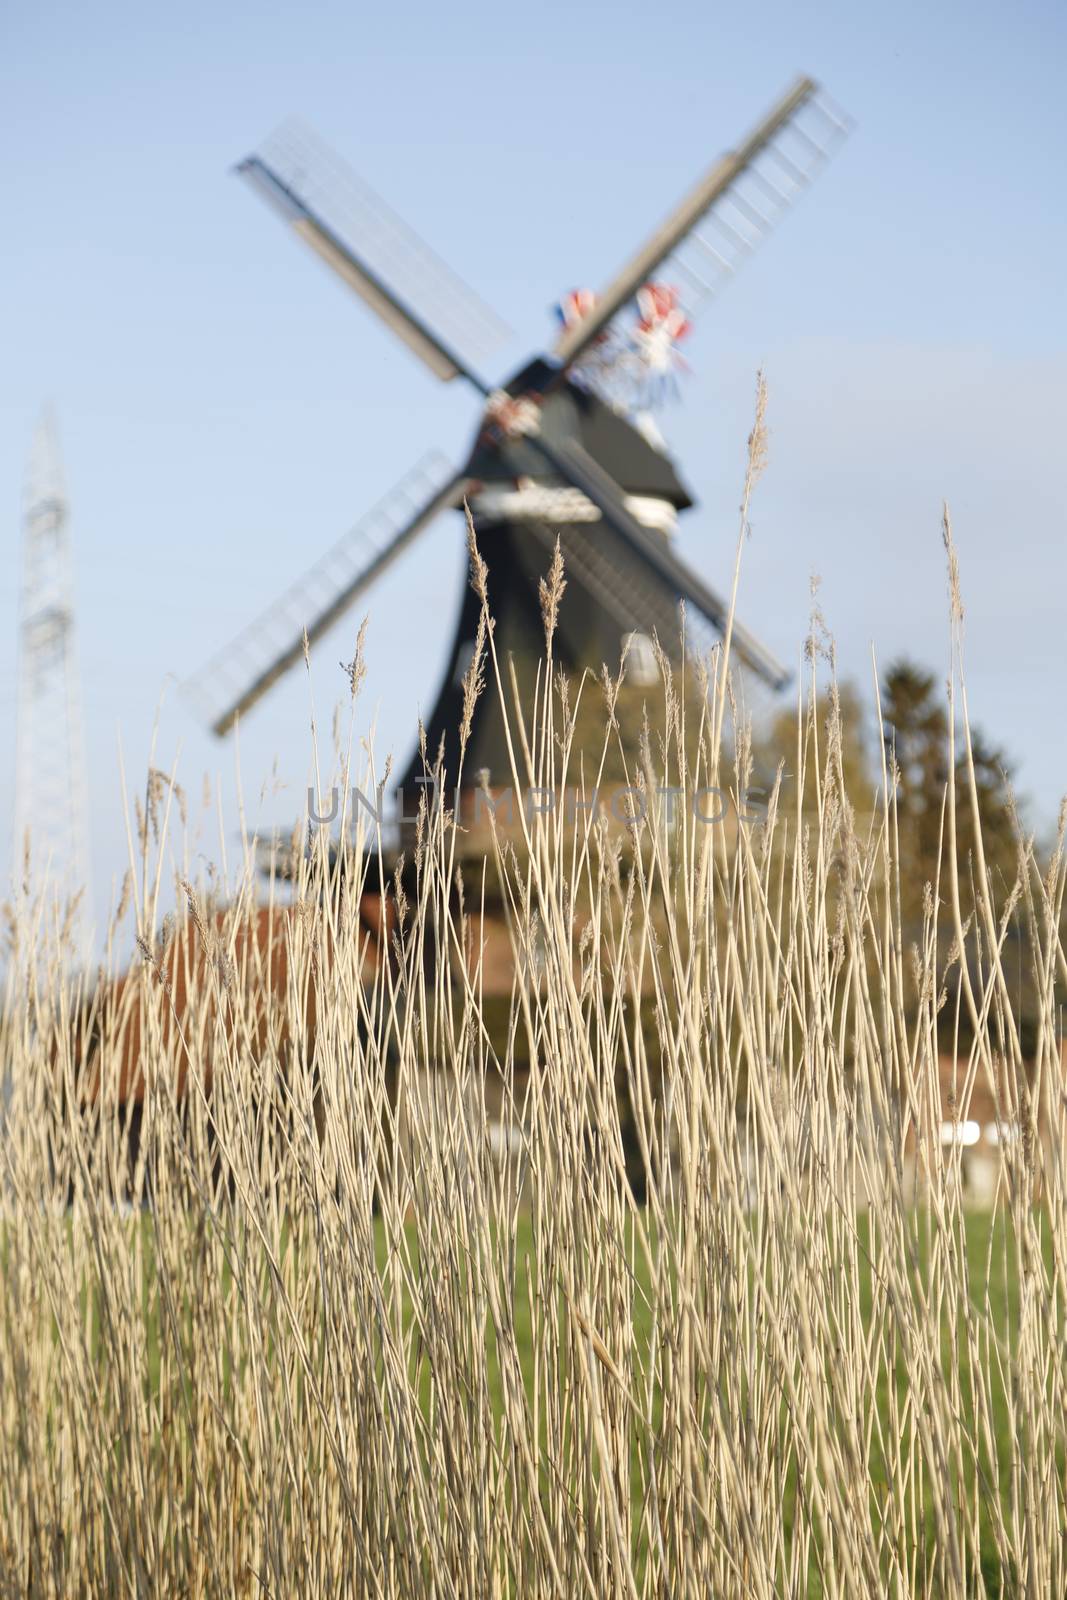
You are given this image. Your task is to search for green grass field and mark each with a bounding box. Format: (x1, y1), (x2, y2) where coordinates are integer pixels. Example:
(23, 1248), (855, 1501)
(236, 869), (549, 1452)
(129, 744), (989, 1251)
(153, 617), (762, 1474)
(58, 1197), (1041, 1598)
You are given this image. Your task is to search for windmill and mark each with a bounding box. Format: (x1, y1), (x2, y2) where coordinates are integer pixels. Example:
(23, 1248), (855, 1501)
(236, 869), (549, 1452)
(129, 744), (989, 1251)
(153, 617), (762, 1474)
(12, 411), (92, 949)
(187, 77), (850, 803)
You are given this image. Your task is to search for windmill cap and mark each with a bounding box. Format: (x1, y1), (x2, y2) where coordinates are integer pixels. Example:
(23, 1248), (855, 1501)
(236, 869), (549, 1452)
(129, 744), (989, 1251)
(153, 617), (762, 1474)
(466, 374), (694, 511)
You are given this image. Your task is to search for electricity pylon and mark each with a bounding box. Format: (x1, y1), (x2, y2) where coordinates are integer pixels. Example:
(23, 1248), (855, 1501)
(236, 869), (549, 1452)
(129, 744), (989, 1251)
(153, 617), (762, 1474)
(12, 410), (92, 953)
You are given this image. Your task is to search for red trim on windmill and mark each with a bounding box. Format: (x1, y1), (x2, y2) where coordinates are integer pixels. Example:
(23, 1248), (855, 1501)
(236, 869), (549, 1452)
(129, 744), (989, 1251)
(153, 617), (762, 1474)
(555, 288), (603, 337)
(633, 282), (691, 362)
(629, 281), (691, 403)
(481, 388), (543, 444)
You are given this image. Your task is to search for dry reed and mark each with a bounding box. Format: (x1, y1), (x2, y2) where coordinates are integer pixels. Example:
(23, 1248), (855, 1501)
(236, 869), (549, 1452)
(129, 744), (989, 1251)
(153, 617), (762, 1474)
(0, 420), (1063, 1599)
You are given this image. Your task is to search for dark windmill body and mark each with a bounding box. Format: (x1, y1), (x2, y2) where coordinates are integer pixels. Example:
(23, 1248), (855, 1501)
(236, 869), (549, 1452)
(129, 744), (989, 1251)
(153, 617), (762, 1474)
(189, 78), (850, 807)
(405, 376), (697, 793)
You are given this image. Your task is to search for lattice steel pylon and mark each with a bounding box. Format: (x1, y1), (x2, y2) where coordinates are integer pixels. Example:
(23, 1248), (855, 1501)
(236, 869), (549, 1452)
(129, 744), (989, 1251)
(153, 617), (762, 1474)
(12, 411), (92, 953)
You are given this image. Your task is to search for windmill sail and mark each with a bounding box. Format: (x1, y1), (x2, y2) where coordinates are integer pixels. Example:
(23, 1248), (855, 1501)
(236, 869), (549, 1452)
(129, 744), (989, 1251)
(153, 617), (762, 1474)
(238, 120), (510, 390)
(521, 517), (785, 711)
(185, 452), (464, 736)
(553, 76), (851, 372)
(530, 434), (788, 689)
(196, 78), (848, 758)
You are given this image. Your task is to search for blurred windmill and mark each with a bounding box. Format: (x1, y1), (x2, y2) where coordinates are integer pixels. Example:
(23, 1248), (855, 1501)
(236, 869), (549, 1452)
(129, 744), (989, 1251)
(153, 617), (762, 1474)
(12, 412), (92, 950)
(186, 77), (851, 795)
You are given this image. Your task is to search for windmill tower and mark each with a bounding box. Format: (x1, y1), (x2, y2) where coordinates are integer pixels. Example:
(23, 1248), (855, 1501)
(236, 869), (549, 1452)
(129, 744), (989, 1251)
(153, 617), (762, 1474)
(12, 412), (92, 946)
(187, 77), (850, 806)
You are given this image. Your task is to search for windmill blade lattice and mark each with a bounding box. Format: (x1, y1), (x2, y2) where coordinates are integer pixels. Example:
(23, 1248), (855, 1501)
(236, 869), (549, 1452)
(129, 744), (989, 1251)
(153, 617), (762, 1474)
(553, 77), (851, 376)
(520, 516), (787, 721)
(242, 120), (511, 386)
(185, 451), (463, 736)
(530, 435), (789, 689)
(665, 86), (851, 326)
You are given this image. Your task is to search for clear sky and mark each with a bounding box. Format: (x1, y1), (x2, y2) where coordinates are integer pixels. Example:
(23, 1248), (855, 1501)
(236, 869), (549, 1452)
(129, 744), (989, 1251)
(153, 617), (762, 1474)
(3, 0), (1065, 938)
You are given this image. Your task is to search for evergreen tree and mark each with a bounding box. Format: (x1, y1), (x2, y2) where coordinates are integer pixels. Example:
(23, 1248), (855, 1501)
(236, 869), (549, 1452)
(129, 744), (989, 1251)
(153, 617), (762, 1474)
(880, 659), (1019, 921)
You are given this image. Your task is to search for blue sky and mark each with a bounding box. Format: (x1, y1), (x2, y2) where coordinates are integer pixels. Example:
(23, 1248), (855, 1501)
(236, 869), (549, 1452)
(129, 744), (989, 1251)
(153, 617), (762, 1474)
(2, 0), (1065, 936)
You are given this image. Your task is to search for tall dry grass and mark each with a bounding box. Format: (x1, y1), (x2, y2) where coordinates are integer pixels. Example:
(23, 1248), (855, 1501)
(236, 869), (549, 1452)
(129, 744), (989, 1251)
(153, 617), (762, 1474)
(1, 406), (1065, 1597)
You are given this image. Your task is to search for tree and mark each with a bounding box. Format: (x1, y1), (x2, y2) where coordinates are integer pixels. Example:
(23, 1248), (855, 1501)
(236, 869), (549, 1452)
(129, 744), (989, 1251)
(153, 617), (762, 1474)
(881, 661), (949, 888)
(880, 659), (1019, 923)
(755, 677), (876, 830)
